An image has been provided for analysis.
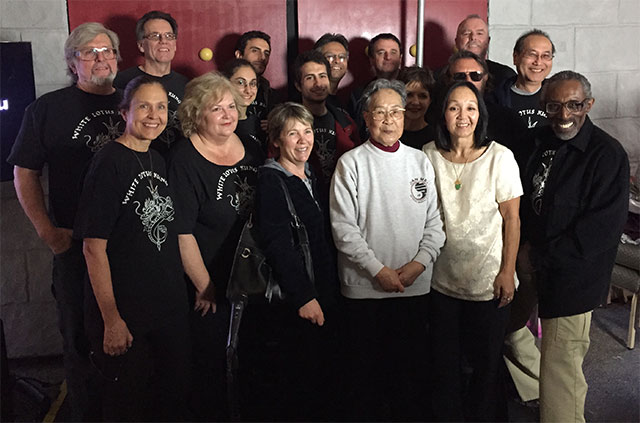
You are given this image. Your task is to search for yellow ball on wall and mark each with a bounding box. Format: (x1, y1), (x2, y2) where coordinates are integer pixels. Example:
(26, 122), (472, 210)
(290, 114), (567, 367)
(199, 47), (213, 61)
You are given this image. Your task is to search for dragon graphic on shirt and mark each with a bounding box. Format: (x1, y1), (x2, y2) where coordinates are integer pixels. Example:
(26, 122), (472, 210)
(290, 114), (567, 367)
(85, 117), (122, 152)
(134, 184), (175, 251)
(314, 134), (336, 182)
(227, 176), (255, 215)
(531, 150), (556, 215)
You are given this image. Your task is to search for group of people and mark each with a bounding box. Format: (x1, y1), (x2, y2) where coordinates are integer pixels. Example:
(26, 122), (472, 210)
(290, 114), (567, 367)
(8, 9), (630, 423)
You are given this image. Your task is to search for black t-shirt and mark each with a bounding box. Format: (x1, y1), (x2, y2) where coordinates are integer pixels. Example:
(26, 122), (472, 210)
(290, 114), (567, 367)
(167, 136), (265, 295)
(526, 137), (562, 249)
(487, 59), (516, 90)
(312, 112), (337, 184)
(8, 85), (124, 228)
(235, 114), (267, 153)
(74, 142), (187, 329)
(246, 76), (274, 121)
(509, 87), (549, 130)
(486, 102), (532, 171)
(114, 67), (189, 154)
(401, 124), (437, 150)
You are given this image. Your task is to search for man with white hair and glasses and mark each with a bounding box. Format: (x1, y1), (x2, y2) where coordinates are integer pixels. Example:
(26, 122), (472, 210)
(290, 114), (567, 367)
(8, 22), (124, 421)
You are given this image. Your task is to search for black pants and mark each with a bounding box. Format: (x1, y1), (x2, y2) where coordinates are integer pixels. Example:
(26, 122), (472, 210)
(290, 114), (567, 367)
(51, 241), (96, 421)
(86, 310), (191, 422)
(429, 289), (510, 422)
(237, 301), (342, 421)
(189, 300), (230, 421)
(342, 294), (430, 421)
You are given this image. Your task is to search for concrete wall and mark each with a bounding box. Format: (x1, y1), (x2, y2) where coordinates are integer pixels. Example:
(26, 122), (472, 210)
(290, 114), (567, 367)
(1, 0), (639, 358)
(0, 0), (69, 357)
(488, 0), (640, 174)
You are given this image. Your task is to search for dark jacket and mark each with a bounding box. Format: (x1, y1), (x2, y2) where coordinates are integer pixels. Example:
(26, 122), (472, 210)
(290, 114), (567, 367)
(523, 117), (629, 318)
(257, 162), (339, 310)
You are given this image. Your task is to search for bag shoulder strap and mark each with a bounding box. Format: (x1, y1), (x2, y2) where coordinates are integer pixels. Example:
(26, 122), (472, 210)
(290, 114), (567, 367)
(276, 176), (315, 285)
(277, 177), (302, 228)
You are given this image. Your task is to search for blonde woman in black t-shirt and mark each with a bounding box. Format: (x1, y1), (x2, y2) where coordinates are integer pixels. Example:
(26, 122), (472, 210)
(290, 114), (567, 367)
(169, 71), (265, 420)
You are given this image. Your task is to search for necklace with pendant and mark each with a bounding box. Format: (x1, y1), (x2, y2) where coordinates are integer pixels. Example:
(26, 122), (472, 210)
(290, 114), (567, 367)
(131, 148), (154, 190)
(449, 153), (469, 191)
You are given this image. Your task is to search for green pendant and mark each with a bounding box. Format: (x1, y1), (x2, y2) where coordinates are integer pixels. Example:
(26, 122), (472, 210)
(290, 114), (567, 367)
(455, 180), (461, 190)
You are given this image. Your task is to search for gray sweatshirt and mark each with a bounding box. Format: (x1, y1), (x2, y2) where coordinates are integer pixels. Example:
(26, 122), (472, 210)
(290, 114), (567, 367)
(330, 141), (445, 299)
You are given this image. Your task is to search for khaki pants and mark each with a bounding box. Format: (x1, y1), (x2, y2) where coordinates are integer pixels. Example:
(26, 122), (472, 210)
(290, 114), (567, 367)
(504, 326), (541, 402)
(540, 312), (592, 423)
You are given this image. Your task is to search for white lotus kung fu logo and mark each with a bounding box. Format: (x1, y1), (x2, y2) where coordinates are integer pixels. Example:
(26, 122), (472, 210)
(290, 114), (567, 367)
(134, 184), (175, 251)
(315, 134), (336, 182)
(86, 117), (122, 152)
(410, 177), (428, 203)
(228, 176), (255, 214)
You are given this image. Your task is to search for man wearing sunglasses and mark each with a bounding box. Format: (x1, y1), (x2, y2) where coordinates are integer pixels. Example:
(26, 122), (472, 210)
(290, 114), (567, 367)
(114, 11), (189, 155)
(440, 51), (527, 164)
(523, 71), (629, 423)
(8, 22), (124, 421)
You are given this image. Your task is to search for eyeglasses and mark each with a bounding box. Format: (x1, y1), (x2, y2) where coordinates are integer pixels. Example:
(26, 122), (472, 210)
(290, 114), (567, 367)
(234, 78), (258, 89)
(143, 32), (177, 42)
(545, 99), (590, 115)
(452, 71), (484, 82)
(325, 54), (348, 62)
(75, 47), (117, 61)
(369, 108), (405, 121)
(522, 50), (554, 62)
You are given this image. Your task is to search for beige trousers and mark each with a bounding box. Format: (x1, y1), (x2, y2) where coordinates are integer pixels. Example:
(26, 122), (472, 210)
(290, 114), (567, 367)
(540, 312), (592, 423)
(504, 326), (541, 402)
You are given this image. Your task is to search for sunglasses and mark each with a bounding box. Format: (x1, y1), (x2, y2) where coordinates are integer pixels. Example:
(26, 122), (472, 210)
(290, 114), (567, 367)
(452, 71), (484, 82)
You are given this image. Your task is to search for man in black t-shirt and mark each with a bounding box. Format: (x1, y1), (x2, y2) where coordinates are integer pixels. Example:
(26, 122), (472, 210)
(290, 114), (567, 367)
(114, 11), (189, 154)
(235, 30), (275, 129)
(293, 51), (360, 193)
(8, 22), (124, 421)
(493, 29), (555, 130)
(491, 29), (556, 407)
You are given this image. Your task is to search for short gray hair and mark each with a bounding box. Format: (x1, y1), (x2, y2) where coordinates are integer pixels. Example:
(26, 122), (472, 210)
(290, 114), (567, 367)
(64, 22), (121, 82)
(541, 70), (593, 103)
(361, 78), (407, 111)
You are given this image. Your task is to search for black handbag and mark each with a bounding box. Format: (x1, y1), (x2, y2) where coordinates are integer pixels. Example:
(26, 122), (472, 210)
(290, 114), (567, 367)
(225, 176), (316, 420)
(225, 177), (315, 303)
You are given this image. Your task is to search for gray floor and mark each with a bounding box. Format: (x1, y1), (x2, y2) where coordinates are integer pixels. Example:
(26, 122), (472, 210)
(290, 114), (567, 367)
(3, 300), (639, 422)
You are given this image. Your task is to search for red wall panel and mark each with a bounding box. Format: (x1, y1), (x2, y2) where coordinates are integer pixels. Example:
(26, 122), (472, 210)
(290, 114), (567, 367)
(68, 0), (487, 94)
(298, 0), (487, 81)
(68, 0), (288, 88)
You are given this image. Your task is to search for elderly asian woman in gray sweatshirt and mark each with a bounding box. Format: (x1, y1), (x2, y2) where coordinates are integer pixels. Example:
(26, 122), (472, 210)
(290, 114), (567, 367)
(330, 78), (445, 420)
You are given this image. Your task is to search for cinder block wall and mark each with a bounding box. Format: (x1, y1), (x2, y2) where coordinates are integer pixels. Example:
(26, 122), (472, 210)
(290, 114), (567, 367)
(1, 0), (69, 357)
(1, 0), (639, 358)
(488, 0), (640, 175)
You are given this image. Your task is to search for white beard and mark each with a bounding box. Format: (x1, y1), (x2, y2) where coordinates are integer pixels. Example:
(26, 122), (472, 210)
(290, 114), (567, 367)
(91, 71), (116, 87)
